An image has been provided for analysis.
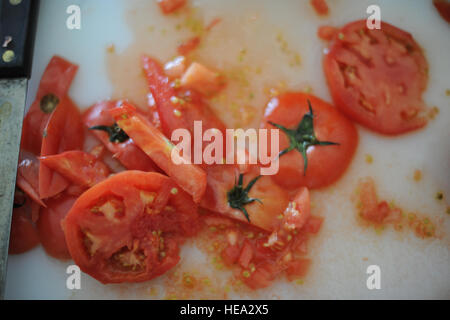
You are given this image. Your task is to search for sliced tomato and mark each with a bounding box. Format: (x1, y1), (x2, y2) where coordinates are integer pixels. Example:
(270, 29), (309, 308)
(8, 203), (40, 255)
(40, 150), (110, 188)
(83, 100), (158, 172)
(63, 171), (198, 283)
(109, 102), (207, 203)
(39, 96), (84, 199)
(323, 20), (429, 135)
(262, 92), (358, 190)
(37, 194), (77, 260)
(16, 151), (46, 207)
(157, 0), (186, 14)
(21, 56), (78, 155)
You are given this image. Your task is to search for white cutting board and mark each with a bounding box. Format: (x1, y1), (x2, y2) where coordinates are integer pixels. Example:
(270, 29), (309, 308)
(5, 0), (450, 299)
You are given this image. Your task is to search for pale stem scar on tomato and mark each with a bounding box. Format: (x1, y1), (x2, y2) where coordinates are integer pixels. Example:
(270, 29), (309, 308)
(269, 100), (339, 174)
(40, 93), (60, 114)
(227, 173), (262, 223)
(89, 122), (130, 143)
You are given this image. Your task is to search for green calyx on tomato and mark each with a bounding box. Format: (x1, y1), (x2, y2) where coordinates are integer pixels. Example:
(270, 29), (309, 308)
(89, 123), (130, 143)
(40, 93), (60, 114)
(269, 100), (339, 174)
(227, 174), (262, 223)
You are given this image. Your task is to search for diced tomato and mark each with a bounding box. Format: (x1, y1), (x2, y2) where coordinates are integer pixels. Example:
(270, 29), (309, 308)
(242, 263), (277, 290)
(180, 62), (225, 97)
(164, 56), (187, 79)
(285, 258), (311, 281)
(283, 187), (311, 230)
(177, 37), (201, 56)
(109, 102), (207, 203)
(37, 194), (76, 260)
(310, 0), (329, 16)
(318, 25), (337, 41)
(39, 96), (84, 199)
(157, 0), (186, 15)
(21, 56), (78, 155)
(8, 205), (40, 255)
(83, 100), (159, 172)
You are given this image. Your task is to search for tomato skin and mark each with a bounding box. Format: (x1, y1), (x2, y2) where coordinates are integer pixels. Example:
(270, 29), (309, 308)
(83, 100), (159, 172)
(37, 195), (76, 260)
(323, 20), (428, 135)
(110, 102), (207, 204)
(40, 151), (110, 187)
(9, 206), (40, 255)
(263, 92), (358, 190)
(63, 171), (198, 283)
(21, 56), (78, 155)
(39, 96), (84, 199)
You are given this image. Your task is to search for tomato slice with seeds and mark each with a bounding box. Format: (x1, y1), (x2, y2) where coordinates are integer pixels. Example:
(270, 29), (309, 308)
(40, 150), (110, 188)
(39, 96), (84, 199)
(83, 100), (159, 172)
(109, 102), (207, 203)
(63, 171), (198, 283)
(21, 56), (78, 155)
(323, 20), (429, 135)
(262, 92), (358, 190)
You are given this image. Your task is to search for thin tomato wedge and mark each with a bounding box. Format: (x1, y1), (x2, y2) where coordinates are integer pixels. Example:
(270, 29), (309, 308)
(323, 20), (429, 135)
(83, 100), (158, 172)
(40, 151), (110, 188)
(109, 102), (207, 203)
(63, 171), (199, 283)
(21, 56), (78, 155)
(262, 92), (358, 190)
(39, 96), (84, 199)
(37, 194), (77, 260)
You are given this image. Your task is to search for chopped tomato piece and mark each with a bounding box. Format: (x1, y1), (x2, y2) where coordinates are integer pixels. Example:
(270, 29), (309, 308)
(37, 194), (77, 260)
(63, 171), (198, 283)
(83, 100), (158, 172)
(21, 56), (78, 155)
(157, 0), (186, 14)
(302, 216), (323, 234)
(109, 102), (207, 203)
(238, 241), (253, 268)
(283, 187), (311, 230)
(16, 151), (46, 207)
(433, 0), (450, 23)
(357, 178), (391, 224)
(310, 0), (329, 16)
(39, 96), (84, 199)
(40, 151), (110, 187)
(221, 244), (240, 266)
(164, 56), (187, 79)
(285, 258), (311, 281)
(242, 263), (277, 290)
(177, 37), (201, 56)
(8, 205), (40, 255)
(180, 62), (225, 96)
(318, 25), (337, 41)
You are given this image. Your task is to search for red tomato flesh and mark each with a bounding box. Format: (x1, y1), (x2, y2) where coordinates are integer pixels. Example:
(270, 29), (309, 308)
(323, 20), (429, 135)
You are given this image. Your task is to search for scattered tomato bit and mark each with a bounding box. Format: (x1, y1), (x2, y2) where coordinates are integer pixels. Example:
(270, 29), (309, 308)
(206, 17), (222, 31)
(164, 56), (187, 78)
(318, 25), (337, 41)
(365, 154), (373, 164)
(355, 177), (439, 239)
(180, 62), (225, 96)
(157, 0), (186, 15)
(413, 169), (422, 182)
(177, 36), (201, 55)
(310, 0), (329, 16)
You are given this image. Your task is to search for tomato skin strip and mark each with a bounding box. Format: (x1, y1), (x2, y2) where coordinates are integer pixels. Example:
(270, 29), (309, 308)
(109, 102), (207, 203)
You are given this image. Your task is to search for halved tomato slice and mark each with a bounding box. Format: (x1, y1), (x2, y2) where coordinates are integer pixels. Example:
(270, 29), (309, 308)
(63, 171), (199, 283)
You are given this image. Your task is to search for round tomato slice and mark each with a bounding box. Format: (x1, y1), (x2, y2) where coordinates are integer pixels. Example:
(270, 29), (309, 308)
(323, 20), (428, 135)
(63, 171), (199, 284)
(262, 92), (358, 190)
